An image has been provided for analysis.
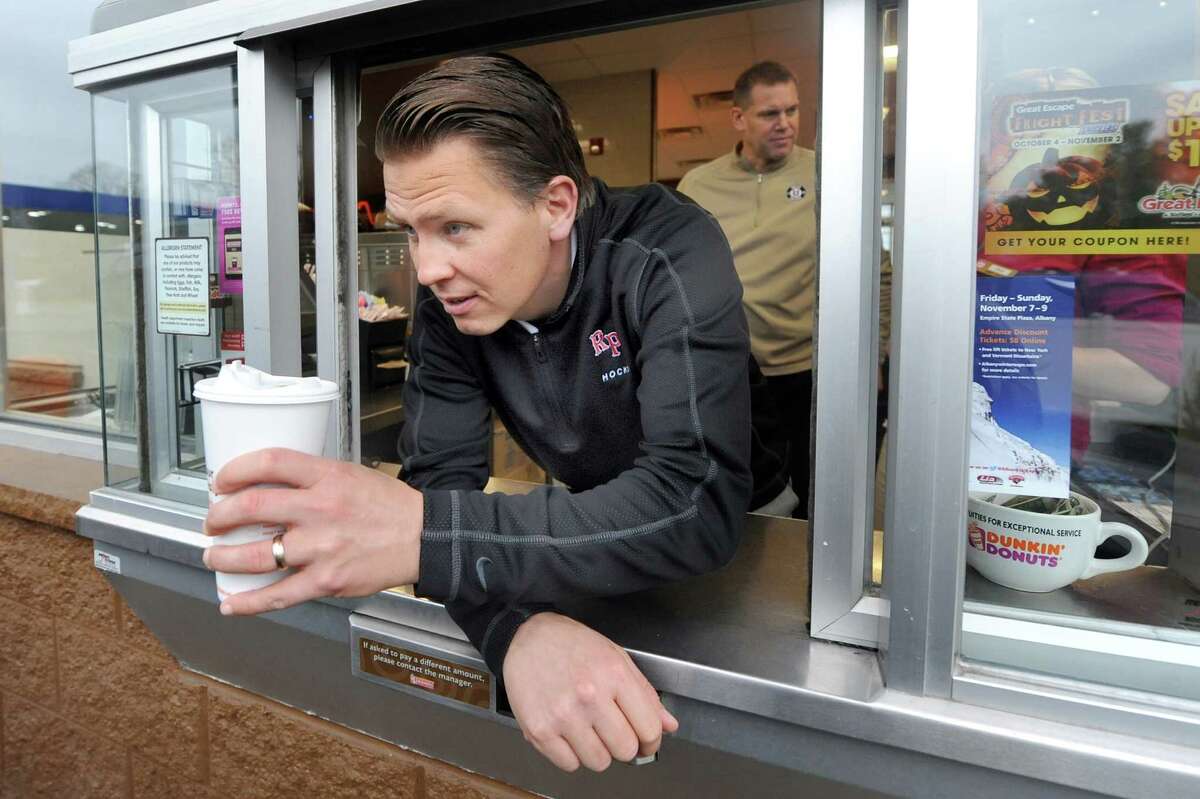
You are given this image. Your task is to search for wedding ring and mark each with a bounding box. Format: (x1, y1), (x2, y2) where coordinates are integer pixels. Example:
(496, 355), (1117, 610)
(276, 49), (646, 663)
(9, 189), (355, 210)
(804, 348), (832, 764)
(271, 533), (288, 570)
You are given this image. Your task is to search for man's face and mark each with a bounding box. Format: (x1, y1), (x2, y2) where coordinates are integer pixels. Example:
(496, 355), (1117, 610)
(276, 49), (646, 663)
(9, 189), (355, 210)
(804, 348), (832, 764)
(732, 81), (800, 167)
(383, 138), (565, 336)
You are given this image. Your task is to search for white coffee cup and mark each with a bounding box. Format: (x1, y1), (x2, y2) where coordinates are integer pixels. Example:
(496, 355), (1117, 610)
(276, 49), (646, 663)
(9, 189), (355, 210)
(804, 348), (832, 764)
(966, 491), (1149, 592)
(193, 362), (339, 600)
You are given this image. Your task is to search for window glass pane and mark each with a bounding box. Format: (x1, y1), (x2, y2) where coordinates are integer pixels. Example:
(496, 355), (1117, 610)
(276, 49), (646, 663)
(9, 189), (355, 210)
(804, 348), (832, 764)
(873, 5), (899, 588)
(165, 91), (240, 474)
(300, 95), (316, 378)
(93, 93), (140, 486)
(92, 66), (240, 497)
(965, 0), (1200, 697)
(0, 3), (106, 431)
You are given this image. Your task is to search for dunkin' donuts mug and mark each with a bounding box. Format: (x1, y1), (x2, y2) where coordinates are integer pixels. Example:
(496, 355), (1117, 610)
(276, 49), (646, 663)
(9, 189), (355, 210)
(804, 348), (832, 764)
(966, 491), (1149, 592)
(193, 362), (339, 600)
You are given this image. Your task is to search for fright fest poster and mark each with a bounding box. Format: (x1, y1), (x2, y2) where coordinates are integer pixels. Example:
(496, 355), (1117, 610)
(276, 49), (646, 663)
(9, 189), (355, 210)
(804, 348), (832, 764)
(982, 81), (1200, 255)
(973, 81), (1199, 498)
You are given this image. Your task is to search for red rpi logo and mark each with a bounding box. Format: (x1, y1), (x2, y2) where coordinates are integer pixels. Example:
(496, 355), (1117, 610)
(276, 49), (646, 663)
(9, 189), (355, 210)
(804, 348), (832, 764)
(1009, 475), (1025, 485)
(589, 329), (622, 357)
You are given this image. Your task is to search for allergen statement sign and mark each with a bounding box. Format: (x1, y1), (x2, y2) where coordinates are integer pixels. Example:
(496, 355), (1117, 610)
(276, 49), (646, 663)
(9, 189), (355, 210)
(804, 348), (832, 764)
(155, 237), (210, 336)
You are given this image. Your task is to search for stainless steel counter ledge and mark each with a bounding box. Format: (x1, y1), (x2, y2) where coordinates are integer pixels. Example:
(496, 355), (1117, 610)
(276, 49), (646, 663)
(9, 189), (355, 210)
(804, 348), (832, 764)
(76, 485), (1200, 798)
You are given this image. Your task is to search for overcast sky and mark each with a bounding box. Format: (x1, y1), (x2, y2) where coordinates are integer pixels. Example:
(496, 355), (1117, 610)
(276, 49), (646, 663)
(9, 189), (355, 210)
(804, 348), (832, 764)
(0, 4), (98, 190)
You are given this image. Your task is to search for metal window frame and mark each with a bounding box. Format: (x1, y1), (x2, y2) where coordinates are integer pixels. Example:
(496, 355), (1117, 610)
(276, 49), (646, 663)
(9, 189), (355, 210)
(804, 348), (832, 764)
(72, 0), (899, 628)
(956, 620), (1200, 747)
(808, 0), (890, 647)
(73, 0), (899, 650)
(68, 0), (412, 76)
(66, 9), (364, 496)
(312, 56), (361, 462)
(80, 54), (286, 503)
(131, 65), (244, 503)
(874, 0), (978, 698)
(875, 0), (1200, 748)
(238, 38), (302, 377)
(72, 37), (239, 91)
(137, 99), (191, 501)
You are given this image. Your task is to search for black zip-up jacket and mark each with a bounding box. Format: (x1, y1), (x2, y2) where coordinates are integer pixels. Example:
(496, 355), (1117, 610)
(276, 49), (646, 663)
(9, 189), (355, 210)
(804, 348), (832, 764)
(401, 180), (753, 674)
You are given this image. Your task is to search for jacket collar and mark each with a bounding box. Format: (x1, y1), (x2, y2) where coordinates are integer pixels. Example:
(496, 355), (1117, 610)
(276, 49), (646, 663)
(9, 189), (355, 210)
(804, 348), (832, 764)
(536, 178), (610, 326)
(734, 141), (797, 175)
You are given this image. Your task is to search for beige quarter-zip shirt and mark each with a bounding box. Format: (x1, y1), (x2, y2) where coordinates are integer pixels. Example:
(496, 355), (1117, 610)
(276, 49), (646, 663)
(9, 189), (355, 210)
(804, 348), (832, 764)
(678, 145), (817, 375)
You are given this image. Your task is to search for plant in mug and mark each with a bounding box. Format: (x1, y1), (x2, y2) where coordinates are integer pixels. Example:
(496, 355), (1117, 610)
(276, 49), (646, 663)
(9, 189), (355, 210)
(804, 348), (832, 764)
(996, 494), (1087, 516)
(965, 491), (1149, 592)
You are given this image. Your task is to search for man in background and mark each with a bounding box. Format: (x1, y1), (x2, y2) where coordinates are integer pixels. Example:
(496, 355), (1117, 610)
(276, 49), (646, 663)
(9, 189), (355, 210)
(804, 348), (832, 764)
(679, 61), (817, 518)
(682, 62), (894, 519)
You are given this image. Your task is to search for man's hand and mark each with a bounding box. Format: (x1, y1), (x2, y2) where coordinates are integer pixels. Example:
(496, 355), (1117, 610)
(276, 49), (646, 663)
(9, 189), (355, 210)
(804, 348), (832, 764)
(502, 613), (678, 772)
(202, 448), (424, 615)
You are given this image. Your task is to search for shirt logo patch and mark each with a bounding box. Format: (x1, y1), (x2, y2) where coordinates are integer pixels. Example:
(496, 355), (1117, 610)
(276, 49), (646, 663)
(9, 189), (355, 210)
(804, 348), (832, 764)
(786, 185), (807, 201)
(589, 329), (622, 357)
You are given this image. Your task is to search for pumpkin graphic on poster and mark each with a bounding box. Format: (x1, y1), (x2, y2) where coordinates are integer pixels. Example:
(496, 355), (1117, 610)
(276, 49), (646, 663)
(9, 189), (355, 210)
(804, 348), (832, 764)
(981, 81), (1200, 254)
(998, 147), (1115, 230)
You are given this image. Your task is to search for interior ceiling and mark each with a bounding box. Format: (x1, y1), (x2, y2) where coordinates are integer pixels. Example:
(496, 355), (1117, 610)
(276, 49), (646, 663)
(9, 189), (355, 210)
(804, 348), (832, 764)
(507, 1), (820, 180)
(358, 1), (822, 197)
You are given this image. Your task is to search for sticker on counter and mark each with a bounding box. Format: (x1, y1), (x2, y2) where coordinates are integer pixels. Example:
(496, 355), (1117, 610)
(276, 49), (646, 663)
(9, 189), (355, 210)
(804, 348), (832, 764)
(94, 550), (121, 575)
(357, 637), (491, 710)
(155, 237), (211, 337)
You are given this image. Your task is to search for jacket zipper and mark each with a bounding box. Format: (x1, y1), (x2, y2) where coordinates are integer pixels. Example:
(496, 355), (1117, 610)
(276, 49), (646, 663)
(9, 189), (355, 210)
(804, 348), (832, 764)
(755, 173), (763, 227)
(524, 329), (574, 446)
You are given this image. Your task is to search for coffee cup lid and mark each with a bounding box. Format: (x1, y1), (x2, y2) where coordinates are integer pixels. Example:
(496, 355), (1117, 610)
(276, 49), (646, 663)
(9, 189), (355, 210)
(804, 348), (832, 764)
(193, 361), (339, 405)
